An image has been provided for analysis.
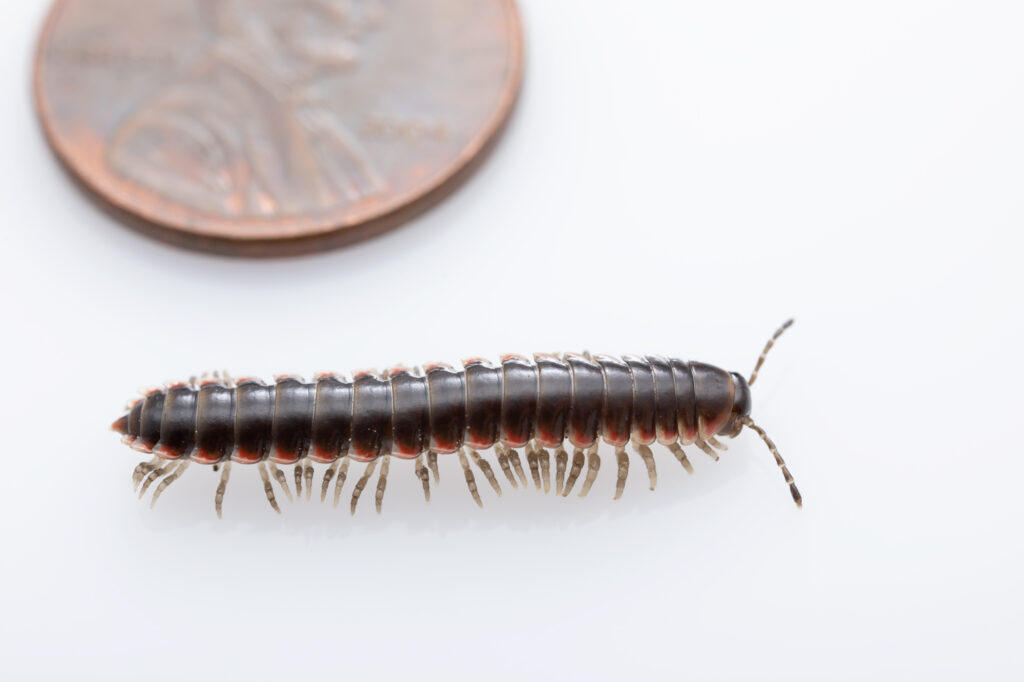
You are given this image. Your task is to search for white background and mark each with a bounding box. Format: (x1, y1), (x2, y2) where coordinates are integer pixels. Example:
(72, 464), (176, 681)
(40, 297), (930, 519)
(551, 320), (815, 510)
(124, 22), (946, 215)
(2, 1), (1022, 680)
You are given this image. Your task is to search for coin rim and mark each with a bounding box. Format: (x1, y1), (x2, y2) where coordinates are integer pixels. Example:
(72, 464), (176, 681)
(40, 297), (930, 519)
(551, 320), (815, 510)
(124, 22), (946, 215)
(32, 0), (524, 255)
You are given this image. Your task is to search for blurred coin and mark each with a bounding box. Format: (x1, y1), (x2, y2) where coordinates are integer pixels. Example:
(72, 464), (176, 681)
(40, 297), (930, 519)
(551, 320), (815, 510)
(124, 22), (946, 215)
(34, 0), (523, 255)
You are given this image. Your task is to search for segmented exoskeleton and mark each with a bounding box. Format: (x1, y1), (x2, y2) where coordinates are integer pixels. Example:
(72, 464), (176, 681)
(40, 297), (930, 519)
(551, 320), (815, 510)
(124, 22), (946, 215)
(112, 321), (801, 516)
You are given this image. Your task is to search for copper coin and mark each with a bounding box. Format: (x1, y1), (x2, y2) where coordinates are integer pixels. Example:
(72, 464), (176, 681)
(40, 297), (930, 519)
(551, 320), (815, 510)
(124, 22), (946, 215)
(34, 0), (523, 256)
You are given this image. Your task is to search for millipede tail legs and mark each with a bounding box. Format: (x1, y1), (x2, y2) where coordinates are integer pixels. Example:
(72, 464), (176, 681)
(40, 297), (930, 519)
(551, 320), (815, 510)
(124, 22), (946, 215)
(150, 461), (190, 508)
(294, 464), (303, 500)
(139, 460), (173, 498)
(132, 457), (160, 491)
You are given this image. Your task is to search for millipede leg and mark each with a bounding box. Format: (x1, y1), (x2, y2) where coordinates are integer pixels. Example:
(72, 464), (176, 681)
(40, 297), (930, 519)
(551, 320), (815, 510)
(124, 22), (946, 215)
(469, 449), (502, 497)
(526, 445), (541, 490)
(303, 461), (314, 501)
(215, 461), (232, 518)
(415, 454), (431, 502)
(375, 455), (390, 514)
(494, 444), (518, 489)
(138, 460), (173, 498)
(696, 440), (720, 461)
(562, 448), (586, 497)
(635, 444), (657, 491)
(269, 463), (294, 502)
(538, 448), (551, 493)
(667, 443), (694, 474)
(294, 463), (303, 499)
(333, 456), (351, 508)
(133, 457), (160, 491)
(257, 462), (281, 514)
(707, 436), (728, 451)
(579, 450), (601, 498)
(150, 461), (190, 508)
(350, 459), (378, 516)
(554, 446), (568, 495)
(614, 446), (629, 500)
(507, 447), (528, 487)
(458, 449), (482, 508)
(321, 460), (338, 503)
(427, 450), (440, 484)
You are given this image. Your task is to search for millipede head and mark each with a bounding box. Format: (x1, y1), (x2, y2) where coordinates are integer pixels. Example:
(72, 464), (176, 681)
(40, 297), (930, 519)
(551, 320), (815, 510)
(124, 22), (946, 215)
(719, 372), (753, 438)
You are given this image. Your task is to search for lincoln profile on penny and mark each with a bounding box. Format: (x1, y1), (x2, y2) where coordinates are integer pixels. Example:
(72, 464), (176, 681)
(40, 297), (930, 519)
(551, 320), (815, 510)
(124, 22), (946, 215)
(111, 322), (802, 517)
(106, 0), (387, 218)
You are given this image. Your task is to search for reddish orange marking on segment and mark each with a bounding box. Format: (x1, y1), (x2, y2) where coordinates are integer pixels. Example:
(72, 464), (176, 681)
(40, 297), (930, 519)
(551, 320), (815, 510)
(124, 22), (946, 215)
(347, 451), (376, 463)
(431, 435), (458, 454)
(679, 424), (699, 445)
(310, 446), (338, 464)
(269, 449), (300, 465)
(535, 426), (561, 448)
(193, 450), (223, 465)
(233, 448), (262, 464)
(702, 413), (731, 440)
(570, 427), (593, 448)
(466, 435), (493, 449)
(423, 362), (452, 372)
(153, 444), (181, 459)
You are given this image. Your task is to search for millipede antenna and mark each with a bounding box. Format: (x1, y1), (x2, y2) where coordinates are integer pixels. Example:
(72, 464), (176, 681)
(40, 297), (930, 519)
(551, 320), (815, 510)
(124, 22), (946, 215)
(748, 318), (794, 386)
(738, 416), (801, 507)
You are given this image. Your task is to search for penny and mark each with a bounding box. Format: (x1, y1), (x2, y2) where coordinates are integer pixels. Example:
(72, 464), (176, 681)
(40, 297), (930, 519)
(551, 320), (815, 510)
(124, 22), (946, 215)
(34, 0), (523, 256)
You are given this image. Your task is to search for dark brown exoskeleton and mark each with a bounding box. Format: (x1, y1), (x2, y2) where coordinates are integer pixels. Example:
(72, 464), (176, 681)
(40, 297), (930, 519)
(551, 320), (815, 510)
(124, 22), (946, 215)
(112, 321), (800, 516)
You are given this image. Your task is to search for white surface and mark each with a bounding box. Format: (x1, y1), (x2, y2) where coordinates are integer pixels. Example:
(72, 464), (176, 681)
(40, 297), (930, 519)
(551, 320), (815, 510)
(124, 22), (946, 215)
(1, 1), (1022, 680)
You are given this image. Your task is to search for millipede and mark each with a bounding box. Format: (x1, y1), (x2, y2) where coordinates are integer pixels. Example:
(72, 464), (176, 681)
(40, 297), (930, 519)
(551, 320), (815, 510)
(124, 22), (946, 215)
(111, 321), (801, 516)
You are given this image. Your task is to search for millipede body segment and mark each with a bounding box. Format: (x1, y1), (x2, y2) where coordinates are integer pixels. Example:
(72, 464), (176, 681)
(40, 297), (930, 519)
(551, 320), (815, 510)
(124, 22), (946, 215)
(113, 322), (801, 516)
